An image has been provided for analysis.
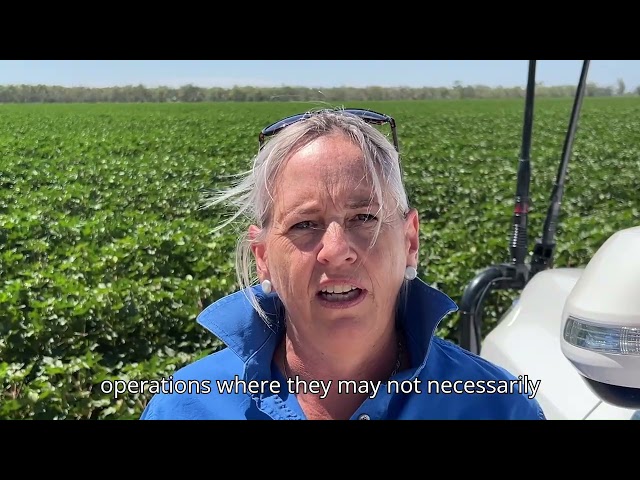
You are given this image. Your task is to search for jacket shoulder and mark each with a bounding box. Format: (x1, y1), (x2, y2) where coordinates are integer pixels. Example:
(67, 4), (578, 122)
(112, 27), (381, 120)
(139, 347), (251, 420)
(426, 337), (546, 419)
(430, 336), (518, 379)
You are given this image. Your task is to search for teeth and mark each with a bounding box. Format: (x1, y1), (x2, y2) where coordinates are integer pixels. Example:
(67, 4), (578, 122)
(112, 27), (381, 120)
(320, 284), (358, 294)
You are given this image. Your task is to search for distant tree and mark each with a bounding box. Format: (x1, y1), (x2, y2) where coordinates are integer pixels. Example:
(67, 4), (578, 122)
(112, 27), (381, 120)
(0, 82), (638, 103)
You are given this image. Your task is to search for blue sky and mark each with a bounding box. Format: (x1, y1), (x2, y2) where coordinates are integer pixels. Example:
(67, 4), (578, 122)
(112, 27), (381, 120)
(2, 60), (639, 90)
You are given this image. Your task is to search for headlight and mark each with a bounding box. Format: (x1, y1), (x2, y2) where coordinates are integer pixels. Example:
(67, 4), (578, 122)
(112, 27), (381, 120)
(563, 316), (640, 355)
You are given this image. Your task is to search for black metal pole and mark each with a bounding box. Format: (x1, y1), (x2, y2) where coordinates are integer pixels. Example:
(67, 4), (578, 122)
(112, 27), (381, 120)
(458, 61), (538, 353)
(510, 60), (536, 268)
(531, 60), (590, 276)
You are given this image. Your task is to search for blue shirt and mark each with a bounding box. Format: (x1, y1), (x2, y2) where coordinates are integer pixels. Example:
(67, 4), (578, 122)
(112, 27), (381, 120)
(140, 278), (545, 420)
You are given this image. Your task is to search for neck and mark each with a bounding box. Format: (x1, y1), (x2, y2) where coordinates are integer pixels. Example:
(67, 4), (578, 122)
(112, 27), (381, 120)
(278, 323), (406, 420)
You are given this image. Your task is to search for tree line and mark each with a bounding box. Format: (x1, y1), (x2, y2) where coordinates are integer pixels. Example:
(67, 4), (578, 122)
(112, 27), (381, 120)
(1, 80), (637, 103)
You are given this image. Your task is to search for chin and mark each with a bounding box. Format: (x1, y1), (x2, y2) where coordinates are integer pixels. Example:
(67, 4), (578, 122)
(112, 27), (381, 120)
(312, 291), (376, 334)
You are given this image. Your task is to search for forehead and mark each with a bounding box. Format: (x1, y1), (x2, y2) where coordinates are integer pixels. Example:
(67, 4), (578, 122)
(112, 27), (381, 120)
(271, 134), (377, 208)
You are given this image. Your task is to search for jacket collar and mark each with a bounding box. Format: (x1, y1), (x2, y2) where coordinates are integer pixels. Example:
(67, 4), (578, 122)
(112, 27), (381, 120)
(196, 278), (458, 381)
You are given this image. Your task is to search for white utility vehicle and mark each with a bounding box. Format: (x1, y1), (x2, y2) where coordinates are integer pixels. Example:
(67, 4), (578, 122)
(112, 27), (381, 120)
(457, 60), (640, 420)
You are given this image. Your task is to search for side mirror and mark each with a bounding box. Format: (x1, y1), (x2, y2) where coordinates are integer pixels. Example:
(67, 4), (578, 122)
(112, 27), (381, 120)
(560, 226), (640, 409)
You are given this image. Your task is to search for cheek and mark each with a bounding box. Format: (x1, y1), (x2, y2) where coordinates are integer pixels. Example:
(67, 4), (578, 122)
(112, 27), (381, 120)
(267, 236), (314, 287)
(269, 234), (301, 259)
(368, 247), (401, 278)
(365, 231), (406, 279)
(348, 225), (379, 250)
(287, 230), (324, 253)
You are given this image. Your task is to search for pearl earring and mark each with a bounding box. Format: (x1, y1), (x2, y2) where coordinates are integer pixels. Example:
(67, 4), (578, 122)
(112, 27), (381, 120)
(261, 279), (272, 294)
(404, 266), (417, 280)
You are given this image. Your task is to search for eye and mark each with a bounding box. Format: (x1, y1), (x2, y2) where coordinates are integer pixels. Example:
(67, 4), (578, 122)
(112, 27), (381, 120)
(291, 221), (315, 230)
(354, 213), (377, 223)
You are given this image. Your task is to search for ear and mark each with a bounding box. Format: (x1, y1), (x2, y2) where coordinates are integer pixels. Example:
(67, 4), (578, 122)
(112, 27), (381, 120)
(249, 225), (268, 279)
(403, 208), (419, 266)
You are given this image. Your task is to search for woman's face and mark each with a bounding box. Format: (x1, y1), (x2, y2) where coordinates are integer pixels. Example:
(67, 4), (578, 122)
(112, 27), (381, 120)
(250, 133), (419, 348)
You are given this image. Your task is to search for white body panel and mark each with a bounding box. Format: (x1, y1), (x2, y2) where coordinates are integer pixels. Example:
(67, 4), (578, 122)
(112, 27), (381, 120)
(560, 226), (640, 389)
(480, 268), (638, 420)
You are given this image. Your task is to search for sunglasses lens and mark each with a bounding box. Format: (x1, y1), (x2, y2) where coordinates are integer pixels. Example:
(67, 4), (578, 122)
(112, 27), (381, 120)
(261, 113), (310, 137)
(345, 109), (389, 124)
(259, 109), (396, 151)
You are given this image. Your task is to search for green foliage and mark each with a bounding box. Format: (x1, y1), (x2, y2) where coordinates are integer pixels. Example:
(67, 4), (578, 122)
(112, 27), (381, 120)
(1, 98), (638, 419)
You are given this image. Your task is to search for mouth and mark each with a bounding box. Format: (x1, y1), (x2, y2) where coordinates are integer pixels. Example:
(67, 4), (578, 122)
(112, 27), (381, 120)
(316, 284), (366, 309)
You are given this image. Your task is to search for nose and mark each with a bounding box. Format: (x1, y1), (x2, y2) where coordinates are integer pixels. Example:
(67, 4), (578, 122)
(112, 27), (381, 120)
(317, 222), (357, 265)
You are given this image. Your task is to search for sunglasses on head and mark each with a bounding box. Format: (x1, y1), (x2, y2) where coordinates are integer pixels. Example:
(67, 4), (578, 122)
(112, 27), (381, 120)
(258, 108), (399, 152)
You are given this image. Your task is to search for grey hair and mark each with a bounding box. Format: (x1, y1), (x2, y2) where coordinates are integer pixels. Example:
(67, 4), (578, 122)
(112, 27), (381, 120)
(201, 108), (411, 324)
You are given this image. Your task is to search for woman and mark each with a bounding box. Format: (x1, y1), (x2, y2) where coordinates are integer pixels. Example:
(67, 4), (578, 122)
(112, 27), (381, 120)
(140, 108), (545, 420)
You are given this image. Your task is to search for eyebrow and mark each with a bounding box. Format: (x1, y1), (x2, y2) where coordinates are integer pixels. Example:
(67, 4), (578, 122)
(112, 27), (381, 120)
(345, 198), (379, 210)
(282, 198), (380, 222)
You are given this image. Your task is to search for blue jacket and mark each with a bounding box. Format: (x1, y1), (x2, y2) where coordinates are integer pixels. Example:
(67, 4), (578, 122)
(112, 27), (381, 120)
(140, 278), (545, 420)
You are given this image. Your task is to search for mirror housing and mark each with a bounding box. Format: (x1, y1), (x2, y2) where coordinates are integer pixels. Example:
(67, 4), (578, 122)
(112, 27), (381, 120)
(560, 226), (640, 409)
